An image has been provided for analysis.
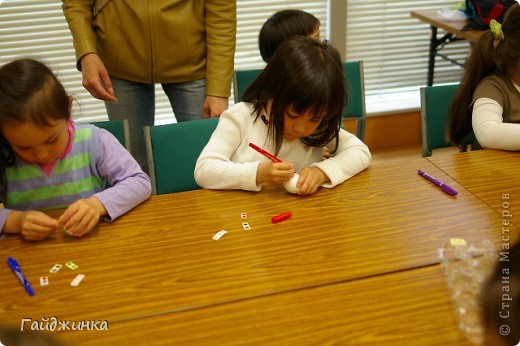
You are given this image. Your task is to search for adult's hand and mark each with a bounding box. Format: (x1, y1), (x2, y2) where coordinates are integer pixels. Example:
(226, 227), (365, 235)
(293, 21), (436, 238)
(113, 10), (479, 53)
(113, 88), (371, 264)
(203, 95), (229, 118)
(80, 53), (118, 102)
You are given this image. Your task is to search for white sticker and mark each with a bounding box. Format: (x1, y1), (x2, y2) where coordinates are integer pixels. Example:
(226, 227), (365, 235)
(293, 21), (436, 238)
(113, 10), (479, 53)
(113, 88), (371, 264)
(40, 276), (49, 286)
(212, 230), (228, 240)
(50, 264), (62, 273)
(71, 274), (85, 287)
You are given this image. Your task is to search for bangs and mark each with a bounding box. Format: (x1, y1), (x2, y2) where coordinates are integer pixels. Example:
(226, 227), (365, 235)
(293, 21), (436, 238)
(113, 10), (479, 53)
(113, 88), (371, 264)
(290, 91), (333, 122)
(286, 71), (345, 123)
(272, 38), (346, 123)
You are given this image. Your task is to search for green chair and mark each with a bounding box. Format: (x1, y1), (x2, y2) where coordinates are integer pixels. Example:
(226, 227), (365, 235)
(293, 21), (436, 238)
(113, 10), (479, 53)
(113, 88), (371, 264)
(89, 119), (131, 151)
(420, 84), (459, 157)
(232, 68), (262, 102)
(342, 61), (366, 140)
(232, 61), (367, 140)
(144, 117), (219, 195)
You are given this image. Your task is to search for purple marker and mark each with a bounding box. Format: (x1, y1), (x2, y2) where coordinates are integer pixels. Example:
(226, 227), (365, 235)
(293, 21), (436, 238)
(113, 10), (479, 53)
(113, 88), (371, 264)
(417, 170), (458, 196)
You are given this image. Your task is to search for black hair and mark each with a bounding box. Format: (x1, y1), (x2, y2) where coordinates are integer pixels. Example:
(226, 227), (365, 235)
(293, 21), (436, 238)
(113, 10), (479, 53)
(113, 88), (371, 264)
(259, 9), (320, 62)
(242, 36), (346, 155)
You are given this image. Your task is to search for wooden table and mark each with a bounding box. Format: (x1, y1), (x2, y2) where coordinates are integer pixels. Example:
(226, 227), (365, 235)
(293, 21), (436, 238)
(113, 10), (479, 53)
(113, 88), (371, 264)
(0, 154), (514, 344)
(428, 149), (520, 218)
(411, 9), (485, 86)
(57, 266), (472, 346)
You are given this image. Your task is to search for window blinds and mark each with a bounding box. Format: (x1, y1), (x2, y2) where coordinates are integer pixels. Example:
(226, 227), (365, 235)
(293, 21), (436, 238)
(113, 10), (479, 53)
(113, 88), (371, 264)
(344, 0), (469, 113)
(0, 1), (110, 122)
(0, 1), (328, 124)
(0, 1), (469, 119)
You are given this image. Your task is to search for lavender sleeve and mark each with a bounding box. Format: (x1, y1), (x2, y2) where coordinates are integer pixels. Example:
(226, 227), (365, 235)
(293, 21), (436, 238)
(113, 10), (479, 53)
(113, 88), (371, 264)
(0, 208), (11, 235)
(93, 129), (152, 221)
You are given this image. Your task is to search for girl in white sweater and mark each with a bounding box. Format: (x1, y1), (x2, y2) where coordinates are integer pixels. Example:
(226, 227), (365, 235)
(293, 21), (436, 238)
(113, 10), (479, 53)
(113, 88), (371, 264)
(195, 36), (371, 195)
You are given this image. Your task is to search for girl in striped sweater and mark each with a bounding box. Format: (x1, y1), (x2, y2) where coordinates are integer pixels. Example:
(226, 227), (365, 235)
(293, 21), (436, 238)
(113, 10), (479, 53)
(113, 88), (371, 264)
(0, 59), (151, 241)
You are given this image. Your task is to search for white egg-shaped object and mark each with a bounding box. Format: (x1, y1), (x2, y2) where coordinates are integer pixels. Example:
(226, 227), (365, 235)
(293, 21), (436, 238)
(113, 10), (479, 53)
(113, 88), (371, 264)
(283, 173), (300, 194)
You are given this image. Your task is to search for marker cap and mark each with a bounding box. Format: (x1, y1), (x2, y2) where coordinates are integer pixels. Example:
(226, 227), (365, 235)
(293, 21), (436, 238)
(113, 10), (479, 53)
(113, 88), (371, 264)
(271, 212), (292, 224)
(441, 184), (458, 196)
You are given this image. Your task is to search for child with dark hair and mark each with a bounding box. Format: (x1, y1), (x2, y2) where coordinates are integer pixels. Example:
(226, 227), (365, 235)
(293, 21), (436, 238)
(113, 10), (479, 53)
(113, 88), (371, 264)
(0, 59), (151, 240)
(448, 3), (520, 150)
(195, 36), (370, 195)
(259, 9), (321, 62)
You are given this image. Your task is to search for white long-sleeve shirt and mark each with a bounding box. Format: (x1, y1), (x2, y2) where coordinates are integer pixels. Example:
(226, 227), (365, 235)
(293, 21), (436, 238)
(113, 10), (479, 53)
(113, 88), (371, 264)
(471, 76), (520, 150)
(194, 102), (371, 191)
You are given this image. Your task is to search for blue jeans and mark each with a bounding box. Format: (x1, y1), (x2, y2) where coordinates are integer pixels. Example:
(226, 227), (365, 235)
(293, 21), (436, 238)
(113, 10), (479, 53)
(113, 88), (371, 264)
(105, 77), (206, 172)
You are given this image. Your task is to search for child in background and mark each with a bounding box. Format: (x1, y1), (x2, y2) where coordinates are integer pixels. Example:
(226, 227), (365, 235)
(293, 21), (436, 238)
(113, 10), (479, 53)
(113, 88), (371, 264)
(482, 240), (519, 346)
(0, 59), (152, 241)
(259, 9), (321, 62)
(448, 4), (520, 150)
(195, 36), (371, 195)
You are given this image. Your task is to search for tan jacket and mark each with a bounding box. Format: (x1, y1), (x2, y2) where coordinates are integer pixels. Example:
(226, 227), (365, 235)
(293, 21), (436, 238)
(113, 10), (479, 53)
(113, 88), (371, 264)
(62, 0), (236, 97)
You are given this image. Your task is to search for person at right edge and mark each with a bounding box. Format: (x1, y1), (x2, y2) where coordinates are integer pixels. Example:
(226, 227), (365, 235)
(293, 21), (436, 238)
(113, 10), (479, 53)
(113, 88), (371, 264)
(61, 0), (237, 173)
(448, 3), (520, 151)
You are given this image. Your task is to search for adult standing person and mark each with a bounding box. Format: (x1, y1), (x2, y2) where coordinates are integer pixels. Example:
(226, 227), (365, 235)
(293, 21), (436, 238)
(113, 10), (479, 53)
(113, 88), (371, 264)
(62, 0), (236, 172)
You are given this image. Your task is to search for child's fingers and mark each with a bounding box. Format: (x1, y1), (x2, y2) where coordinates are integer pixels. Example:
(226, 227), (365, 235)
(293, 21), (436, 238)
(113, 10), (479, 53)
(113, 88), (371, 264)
(21, 219), (57, 241)
(297, 168), (324, 195)
(59, 200), (88, 230)
(296, 176), (312, 195)
(61, 205), (99, 237)
(299, 179), (320, 195)
(60, 198), (104, 226)
(275, 161), (294, 171)
(28, 211), (59, 227)
(62, 213), (82, 233)
(58, 204), (77, 228)
(23, 211), (59, 230)
(273, 163), (294, 178)
(66, 216), (97, 237)
(257, 162), (295, 185)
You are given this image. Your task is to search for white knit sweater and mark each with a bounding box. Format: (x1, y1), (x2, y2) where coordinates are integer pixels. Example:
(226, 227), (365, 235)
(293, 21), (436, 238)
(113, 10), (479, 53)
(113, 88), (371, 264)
(194, 102), (371, 191)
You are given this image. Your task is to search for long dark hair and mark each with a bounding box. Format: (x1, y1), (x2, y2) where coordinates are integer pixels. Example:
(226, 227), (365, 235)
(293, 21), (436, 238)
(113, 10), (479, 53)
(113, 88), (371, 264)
(242, 36), (346, 155)
(448, 3), (520, 148)
(0, 58), (70, 194)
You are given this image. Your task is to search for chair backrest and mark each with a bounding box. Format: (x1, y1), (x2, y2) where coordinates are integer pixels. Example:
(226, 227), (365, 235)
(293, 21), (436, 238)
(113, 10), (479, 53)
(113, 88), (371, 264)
(342, 61), (367, 140)
(144, 117), (219, 195)
(232, 68), (262, 101)
(89, 119), (131, 151)
(420, 83), (459, 157)
(232, 61), (367, 140)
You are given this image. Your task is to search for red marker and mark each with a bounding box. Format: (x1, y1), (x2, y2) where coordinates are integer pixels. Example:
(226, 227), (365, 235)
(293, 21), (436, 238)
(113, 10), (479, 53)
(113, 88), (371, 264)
(249, 143), (282, 163)
(271, 212), (292, 224)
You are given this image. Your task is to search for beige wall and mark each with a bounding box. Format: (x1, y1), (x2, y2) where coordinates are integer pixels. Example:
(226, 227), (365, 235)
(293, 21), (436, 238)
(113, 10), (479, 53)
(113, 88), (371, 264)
(344, 111), (421, 151)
